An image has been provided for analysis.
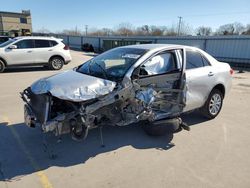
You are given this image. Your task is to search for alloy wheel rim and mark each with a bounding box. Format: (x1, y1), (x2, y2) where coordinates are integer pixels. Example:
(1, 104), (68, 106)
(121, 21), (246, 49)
(52, 59), (62, 69)
(209, 93), (222, 115)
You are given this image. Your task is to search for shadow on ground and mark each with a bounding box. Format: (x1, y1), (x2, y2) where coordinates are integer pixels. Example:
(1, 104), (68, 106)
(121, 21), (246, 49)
(3, 66), (50, 73)
(181, 111), (209, 126)
(0, 111), (208, 181)
(0, 121), (174, 181)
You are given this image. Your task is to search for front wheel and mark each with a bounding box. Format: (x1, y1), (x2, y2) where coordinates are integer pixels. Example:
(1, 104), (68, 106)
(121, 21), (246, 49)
(142, 118), (180, 136)
(49, 57), (64, 70)
(201, 89), (223, 119)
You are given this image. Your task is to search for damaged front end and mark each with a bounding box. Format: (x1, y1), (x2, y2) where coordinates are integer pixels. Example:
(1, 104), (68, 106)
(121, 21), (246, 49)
(21, 70), (119, 140)
(21, 88), (98, 140)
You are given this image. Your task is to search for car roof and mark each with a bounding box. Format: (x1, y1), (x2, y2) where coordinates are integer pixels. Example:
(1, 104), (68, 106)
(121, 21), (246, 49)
(14, 36), (62, 41)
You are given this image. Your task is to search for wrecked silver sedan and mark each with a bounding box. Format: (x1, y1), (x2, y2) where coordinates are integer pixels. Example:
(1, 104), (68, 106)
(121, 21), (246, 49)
(21, 44), (233, 140)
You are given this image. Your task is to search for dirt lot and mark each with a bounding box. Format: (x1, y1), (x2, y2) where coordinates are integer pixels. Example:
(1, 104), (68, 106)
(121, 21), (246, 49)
(0, 50), (250, 188)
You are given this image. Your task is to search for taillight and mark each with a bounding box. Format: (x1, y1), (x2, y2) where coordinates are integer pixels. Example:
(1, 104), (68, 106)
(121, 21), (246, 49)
(230, 68), (234, 75)
(63, 45), (69, 50)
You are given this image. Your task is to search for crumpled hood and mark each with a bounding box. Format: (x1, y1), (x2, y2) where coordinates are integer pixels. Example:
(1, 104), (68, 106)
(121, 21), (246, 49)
(31, 70), (116, 102)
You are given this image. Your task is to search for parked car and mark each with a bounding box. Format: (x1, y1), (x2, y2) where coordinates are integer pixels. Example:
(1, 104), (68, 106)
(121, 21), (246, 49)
(21, 44), (233, 141)
(0, 36), (10, 44)
(0, 36), (72, 72)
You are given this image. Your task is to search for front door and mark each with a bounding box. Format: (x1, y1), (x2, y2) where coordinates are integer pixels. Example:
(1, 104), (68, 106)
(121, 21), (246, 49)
(5, 39), (35, 65)
(132, 49), (186, 120)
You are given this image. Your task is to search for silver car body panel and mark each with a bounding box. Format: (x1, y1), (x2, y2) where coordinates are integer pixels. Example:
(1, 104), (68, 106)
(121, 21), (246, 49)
(21, 44), (232, 140)
(31, 70), (116, 102)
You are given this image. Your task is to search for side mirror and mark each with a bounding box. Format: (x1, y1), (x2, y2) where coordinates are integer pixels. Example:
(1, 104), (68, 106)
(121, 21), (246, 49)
(139, 66), (149, 76)
(131, 73), (139, 80)
(8, 45), (17, 49)
(131, 68), (140, 80)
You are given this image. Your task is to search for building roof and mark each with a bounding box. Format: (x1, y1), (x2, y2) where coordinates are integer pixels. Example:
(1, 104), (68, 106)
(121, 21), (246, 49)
(0, 10), (31, 16)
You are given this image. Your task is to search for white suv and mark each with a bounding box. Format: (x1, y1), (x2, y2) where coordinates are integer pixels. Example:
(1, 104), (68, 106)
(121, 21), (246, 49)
(0, 36), (72, 72)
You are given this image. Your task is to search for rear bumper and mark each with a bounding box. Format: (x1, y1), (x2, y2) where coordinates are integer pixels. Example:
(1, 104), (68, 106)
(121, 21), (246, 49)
(63, 52), (72, 64)
(65, 59), (71, 65)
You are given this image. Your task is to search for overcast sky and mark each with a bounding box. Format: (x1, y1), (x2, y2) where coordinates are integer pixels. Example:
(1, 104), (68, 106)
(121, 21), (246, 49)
(2, 0), (250, 32)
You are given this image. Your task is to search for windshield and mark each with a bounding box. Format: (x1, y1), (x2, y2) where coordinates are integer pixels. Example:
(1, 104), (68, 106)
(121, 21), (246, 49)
(76, 47), (147, 81)
(0, 39), (16, 47)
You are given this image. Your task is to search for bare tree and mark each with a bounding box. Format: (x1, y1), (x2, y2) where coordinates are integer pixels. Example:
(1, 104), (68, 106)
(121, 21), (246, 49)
(115, 22), (134, 36)
(135, 25), (150, 35)
(242, 24), (250, 35)
(149, 25), (166, 36)
(89, 28), (114, 36)
(164, 25), (178, 36)
(35, 27), (51, 34)
(61, 29), (82, 36)
(196, 26), (212, 36)
(234, 22), (245, 35)
(216, 22), (245, 35)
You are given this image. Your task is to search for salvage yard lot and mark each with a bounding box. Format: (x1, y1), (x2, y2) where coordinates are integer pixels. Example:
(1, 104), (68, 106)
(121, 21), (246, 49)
(0, 50), (250, 188)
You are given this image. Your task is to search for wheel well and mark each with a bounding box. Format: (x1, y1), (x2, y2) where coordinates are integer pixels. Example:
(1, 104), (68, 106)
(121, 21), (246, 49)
(49, 55), (65, 63)
(0, 57), (7, 66)
(213, 84), (225, 98)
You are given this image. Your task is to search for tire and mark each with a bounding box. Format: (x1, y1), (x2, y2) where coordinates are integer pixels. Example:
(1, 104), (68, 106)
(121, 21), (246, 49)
(49, 57), (64, 70)
(142, 118), (180, 136)
(201, 89), (223, 119)
(0, 59), (6, 73)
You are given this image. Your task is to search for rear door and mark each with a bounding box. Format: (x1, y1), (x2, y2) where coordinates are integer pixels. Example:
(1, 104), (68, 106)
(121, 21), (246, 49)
(132, 49), (186, 120)
(184, 49), (216, 112)
(6, 39), (35, 65)
(34, 39), (54, 63)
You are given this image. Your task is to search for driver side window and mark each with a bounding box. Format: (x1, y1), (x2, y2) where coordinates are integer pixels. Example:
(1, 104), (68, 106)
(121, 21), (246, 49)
(139, 51), (176, 76)
(14, 39), (34, 49)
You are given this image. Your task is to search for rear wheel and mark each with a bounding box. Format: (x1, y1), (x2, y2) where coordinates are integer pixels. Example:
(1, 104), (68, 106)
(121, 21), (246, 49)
(49, 57), (64, 70)
(142, 118), (180, 136)
(0, 59), (5, 73)
(201, 89), (223, 119)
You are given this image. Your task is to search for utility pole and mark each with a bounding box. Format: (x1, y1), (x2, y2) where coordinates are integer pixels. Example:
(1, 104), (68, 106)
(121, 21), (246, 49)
(75, 26), (78, 35)
(85, 25), (88, 36)
(177, 16), (182, 36)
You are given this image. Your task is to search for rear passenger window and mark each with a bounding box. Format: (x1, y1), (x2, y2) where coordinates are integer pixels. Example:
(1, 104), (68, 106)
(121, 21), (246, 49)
(186, 50), (204, 69)
(50, 40), (58, 47)
(34, 40), (50, 48)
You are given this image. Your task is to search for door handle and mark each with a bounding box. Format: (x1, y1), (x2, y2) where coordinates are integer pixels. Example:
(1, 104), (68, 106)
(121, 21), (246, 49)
(208, 72), (214, 77)
(48, 49), (53, 51)
(27, 50), (32, 53)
